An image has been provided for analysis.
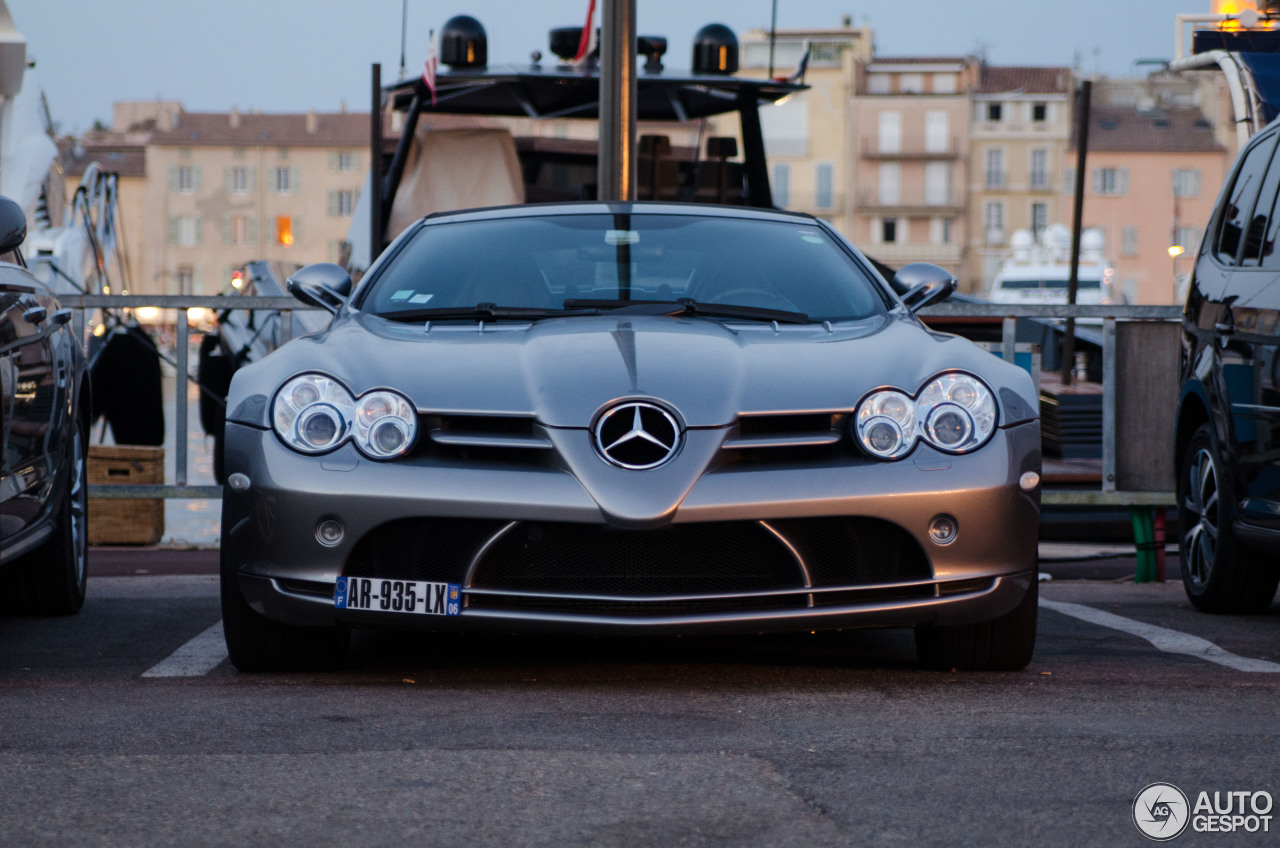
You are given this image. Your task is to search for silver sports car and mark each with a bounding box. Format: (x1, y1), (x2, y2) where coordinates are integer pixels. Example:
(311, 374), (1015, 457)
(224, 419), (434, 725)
(219, 203), (1042, 671)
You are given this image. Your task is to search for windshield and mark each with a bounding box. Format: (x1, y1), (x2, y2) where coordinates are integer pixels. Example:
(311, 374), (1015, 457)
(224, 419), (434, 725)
(362, 213), (889, 322)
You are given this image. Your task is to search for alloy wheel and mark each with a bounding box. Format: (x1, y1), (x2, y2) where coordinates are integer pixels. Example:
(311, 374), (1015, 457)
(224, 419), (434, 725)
(1181, 446), (1219, 590)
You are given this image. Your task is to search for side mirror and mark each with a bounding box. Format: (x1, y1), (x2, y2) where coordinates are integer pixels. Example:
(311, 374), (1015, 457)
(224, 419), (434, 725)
(0, 195), (26, 253)
(893, 263), (956, 313)
(286, 262), (352, 316)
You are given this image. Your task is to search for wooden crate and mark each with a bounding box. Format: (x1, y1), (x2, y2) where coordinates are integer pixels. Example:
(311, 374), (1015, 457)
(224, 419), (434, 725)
(88, 445), (165, 546)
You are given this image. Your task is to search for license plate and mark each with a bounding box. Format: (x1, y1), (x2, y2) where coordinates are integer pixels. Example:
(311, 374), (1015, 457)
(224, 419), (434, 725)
(335, 577), (461, 616)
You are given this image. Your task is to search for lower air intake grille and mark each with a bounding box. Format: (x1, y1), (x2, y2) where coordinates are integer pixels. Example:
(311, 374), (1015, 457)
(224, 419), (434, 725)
(343, 518), (511, 584)
(469, 521), (805, 596)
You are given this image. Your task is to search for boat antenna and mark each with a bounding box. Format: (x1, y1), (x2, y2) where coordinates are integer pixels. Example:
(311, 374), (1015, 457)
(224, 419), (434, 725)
(768, 0), (778, 79)
(399, 0), (408, 78)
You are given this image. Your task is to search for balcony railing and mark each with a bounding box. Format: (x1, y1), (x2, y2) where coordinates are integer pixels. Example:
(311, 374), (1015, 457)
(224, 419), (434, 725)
(70, 295), (1182, 509)
(861, 136), (960, 159)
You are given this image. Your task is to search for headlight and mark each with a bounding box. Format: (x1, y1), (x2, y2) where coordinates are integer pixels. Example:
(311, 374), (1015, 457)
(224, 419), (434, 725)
(854, 372), (997, 460)
(855, 390), (915, 459)
(353, 391), (417, 458)
(273, 375), (354, 454)
(271, 375), (417, 459)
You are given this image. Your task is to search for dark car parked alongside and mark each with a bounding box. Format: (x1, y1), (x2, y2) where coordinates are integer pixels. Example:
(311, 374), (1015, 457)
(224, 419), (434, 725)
(1177, 121), (1280, 613)
(0, 196), (91, 615)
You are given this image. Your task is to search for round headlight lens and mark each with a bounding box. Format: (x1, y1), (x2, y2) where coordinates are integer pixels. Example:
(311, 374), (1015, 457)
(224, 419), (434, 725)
(353, 390), (417, 459)
(917, 372), (996, 453)
(855, 390), (915, 460)
(272, 374), (353, 454)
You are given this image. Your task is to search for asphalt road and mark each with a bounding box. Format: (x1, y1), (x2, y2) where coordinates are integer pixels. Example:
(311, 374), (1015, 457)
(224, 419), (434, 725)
(2, 567), (1278, 847)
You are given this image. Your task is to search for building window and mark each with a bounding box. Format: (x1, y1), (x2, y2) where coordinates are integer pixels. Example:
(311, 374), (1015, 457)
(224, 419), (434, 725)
(1030, 149), (1049, 189)
(1122, 226), (1139, 256)
(878, 111), (902, 154)
(814, 163), (833, 209)
(1173, 168), (1201, 198)
(233, 147), (246, 159)
(878, 163), (901, 205)
(176, 265), (195, 293)
(773, 164), (790, 207)
(931, 217), (952, 245)
(273, 166), (297, 194)
(882, 217), (898, 244)
(1031, 202), (1049, 237)
(985, 202), (1005, 244)
(172, 165), (199, 194)
(1032, 103), (1048, 122)
(276, 216), (294, 247)
(932, 73), (956, 94)
(1094, 167), (1128, 196)
(168, 215), (202, 247)
(228, 215), (254, 246)
(1175, 226), (1201, 254)
(329, 189), (357, 217)
(986, 103), (1003, 122)
(925, 162), (951, 206)
(900, 74), (924, 94)
(867, 73), (890, 95)
(985, 148), (1005, 189)
(230, 166), (250, 194)
(334, 151), (355, 172)
(925, 111), (949, 154)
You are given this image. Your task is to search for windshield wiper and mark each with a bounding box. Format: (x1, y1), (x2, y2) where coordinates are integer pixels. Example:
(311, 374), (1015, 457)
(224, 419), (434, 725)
(378, 302), (595, 323)
(563, 297), (810, 325)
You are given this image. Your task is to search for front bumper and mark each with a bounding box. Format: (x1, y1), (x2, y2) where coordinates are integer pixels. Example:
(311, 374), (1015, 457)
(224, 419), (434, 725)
(222, 419), (1041, 633)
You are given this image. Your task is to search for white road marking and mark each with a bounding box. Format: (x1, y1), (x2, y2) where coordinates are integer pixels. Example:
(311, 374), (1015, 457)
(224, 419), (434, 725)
(1040, 598), (1280, 673)
(142, 621), (228, 678)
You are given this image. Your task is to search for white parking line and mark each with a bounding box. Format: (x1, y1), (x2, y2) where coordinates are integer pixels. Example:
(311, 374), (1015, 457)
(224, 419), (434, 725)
(1039, 598), (1280, 673)
(142, 621), (228, 678)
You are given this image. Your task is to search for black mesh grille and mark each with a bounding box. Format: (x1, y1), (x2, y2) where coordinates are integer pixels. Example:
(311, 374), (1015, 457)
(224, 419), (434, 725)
(768, 518), (933, 587)
(470, 521), (805, 596)
(468, 594), (805, 616)
(343, 518), (511, 583)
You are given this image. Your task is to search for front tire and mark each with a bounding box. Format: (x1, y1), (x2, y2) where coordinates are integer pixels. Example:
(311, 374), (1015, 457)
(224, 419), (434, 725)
(1178, 423), (1279, 613)
(914, 578), (1037, 671)
(2, 418), (89, 615)
(220, 546), (349, 672)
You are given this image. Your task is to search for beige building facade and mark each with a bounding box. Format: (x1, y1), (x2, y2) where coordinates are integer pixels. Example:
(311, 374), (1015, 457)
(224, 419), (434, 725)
(969, 66), (1074, 295)
(1063, 103), (1228, 304)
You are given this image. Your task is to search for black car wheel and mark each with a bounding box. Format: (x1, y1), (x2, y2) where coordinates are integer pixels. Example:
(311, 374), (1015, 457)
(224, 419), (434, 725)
(2, 418), (89, 616)
(914, 578), (1037, 671)
(220, 544), (349, 672)
(1178, 424), (1279, 613)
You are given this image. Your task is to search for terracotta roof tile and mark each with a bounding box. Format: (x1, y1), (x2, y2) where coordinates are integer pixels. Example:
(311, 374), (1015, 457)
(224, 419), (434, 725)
(979, 66), (1072, 94)
(148, 111), (385, 148)
(58, 134), (147, 178)
(1073, 104), (1223, 153)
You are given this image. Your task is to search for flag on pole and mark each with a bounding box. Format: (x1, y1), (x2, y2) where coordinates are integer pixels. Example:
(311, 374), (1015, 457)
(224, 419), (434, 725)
(573, 0), (598, 65)
(422, 30), (439, 106)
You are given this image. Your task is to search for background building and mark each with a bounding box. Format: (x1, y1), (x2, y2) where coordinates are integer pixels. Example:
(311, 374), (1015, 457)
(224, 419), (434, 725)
(968, 65), (1074, 295)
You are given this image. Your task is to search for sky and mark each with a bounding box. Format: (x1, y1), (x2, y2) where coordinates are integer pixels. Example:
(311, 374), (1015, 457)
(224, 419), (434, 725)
(17, 0), (1195, 135)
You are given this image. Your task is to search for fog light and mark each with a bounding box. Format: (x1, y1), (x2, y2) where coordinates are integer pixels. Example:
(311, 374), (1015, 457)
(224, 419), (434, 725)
(316, 519), (345, 547)
(1020, 471), (1040, 491)
(227, 472), (251, 492)
(928, 515), (958, 545)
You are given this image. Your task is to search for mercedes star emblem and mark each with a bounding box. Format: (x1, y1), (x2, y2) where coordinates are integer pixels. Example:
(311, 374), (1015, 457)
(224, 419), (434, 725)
(594, 401), (682, 469)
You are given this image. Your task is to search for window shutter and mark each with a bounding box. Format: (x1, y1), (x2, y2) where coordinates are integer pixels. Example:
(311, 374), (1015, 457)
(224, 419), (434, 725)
(194, 166), (203, 193)
(195, 216), (203, 246)
(169, 166), (178, 193)
(1092, 169), (1103, 194)
(167, 216), (178, 246)
(329, 151), (338, 171)
(247, 167), (256, 192)
(1118, 168), (1129, 196)
(224, 166), (231, 191)
(328, 190), (336, 216)
(292, 217), (302, 244)
(291, 166), (300, 193)
(248, 216), (258, 244)
(1063, 168), (1075, 194)
(1192, 170), (1201, 196)
(222, 216), (231, 245)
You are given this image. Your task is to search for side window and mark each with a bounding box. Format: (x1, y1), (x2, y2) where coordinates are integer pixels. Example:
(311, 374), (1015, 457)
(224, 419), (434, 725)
(1244, 147), (1280, 266)
(1217, 133), (1278, 265)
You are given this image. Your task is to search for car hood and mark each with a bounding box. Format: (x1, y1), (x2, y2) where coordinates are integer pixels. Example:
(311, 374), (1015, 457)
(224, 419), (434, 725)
(229, 310), (1036, 430)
